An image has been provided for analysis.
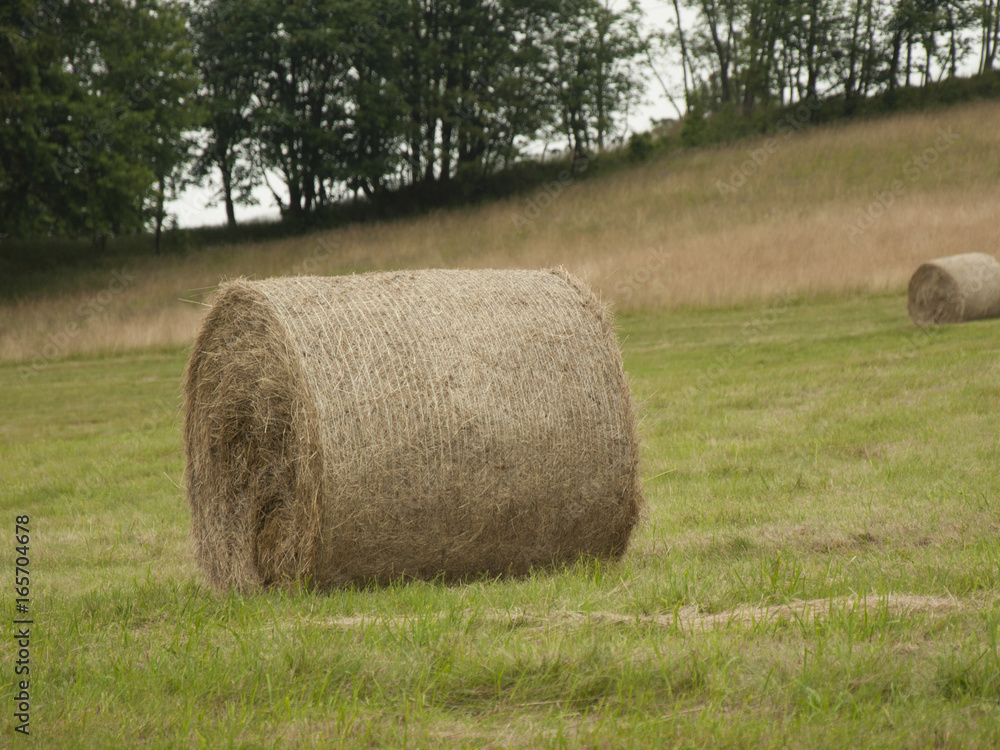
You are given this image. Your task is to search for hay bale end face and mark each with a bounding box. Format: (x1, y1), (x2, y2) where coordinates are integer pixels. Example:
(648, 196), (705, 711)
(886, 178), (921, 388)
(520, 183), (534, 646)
(907, 252), (1000, 325)
(184, 269), (643, 591)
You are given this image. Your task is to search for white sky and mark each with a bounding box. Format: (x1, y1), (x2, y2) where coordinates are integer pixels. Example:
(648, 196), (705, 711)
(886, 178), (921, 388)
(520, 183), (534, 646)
(168, 0), (683, 228)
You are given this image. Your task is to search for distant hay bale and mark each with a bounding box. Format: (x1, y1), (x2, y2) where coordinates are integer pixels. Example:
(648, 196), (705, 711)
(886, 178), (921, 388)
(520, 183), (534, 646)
(184, 269), (643, 591)
(907, 253), (1000, 325)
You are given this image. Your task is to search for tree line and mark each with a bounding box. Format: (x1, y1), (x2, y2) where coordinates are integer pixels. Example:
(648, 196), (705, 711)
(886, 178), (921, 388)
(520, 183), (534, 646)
(670, 0), (1000, 114)
(191, 0), (645, 225)
(1, 0), (997, 243)
(0, 0), (645, 241)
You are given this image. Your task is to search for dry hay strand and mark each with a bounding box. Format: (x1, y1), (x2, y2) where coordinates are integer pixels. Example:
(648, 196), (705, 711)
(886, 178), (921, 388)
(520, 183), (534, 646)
(184, 268), (643, 591)
(301, 594), (963, 631)
(907, 252), (1000, 325)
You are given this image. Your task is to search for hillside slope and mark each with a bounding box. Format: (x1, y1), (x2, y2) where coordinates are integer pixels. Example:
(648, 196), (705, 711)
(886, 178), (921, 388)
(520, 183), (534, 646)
(4, 100), (1000, 363)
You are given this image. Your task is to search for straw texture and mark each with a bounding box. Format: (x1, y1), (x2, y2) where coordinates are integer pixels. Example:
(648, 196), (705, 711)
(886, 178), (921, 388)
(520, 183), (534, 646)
(907, 252), (1000, 325)
(184, 269), (643, 590)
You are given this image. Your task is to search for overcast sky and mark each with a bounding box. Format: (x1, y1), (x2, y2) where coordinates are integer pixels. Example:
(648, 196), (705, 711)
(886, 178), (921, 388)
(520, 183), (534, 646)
(167, 0), (685, 228)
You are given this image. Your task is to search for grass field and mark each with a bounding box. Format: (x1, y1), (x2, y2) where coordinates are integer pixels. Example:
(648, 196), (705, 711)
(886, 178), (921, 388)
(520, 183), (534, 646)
(4, 291), (1000, 747)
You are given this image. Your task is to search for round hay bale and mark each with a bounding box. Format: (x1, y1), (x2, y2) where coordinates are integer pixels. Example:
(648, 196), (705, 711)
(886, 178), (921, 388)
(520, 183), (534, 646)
(184, 269), (643, 591)
(907, 252), (1000, 325)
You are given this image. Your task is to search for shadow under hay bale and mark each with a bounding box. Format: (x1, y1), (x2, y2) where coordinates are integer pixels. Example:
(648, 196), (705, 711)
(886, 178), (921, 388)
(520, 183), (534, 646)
(907, 252), (1000, 325)
(184, 269), (643, 591)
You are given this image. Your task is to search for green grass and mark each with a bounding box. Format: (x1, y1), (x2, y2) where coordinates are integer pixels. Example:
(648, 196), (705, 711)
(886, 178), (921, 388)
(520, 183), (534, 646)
(4, 292), (1000, 747)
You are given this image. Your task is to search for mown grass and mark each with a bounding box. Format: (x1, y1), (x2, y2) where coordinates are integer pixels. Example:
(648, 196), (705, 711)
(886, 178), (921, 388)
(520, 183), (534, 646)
(3, 292), (1000, 747)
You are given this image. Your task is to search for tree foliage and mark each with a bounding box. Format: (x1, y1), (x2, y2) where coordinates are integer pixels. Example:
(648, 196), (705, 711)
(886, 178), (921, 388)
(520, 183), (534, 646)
(3, 0), (999, 241)
(0, 0), (198, 241)
(674, 0), (996, 115)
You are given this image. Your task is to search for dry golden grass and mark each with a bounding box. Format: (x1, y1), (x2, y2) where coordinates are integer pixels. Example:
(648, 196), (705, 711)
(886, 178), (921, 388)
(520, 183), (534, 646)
(4, 99), (1000, 363)
(302, 594), (966, 632)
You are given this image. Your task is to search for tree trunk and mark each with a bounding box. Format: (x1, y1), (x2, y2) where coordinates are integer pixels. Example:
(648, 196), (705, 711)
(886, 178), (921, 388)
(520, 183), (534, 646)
(806, 0), (819, 100)
(980, 1), (992, 73)
(440, 118), (453, 183)
(984, 0), (1000, 72)
(303, 169), (315, 214)
(845, 0), (863, 105)
(409, 134), (421, 184)
(702, 0), (731, 103)
(672, 0), (690, 104)
(923, 33), (934, 86)
(994, 0), (1000, 70)
(155, 173), (165, 255)
(423, 117), (436, 183)
(947, 7), (958, 77)
(888, 29), (903, 99)
(287, 174), (302, 219)
(220, 158), (236, 228)
(860, 0), (876, 96)
(906, 36), (913, 85)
